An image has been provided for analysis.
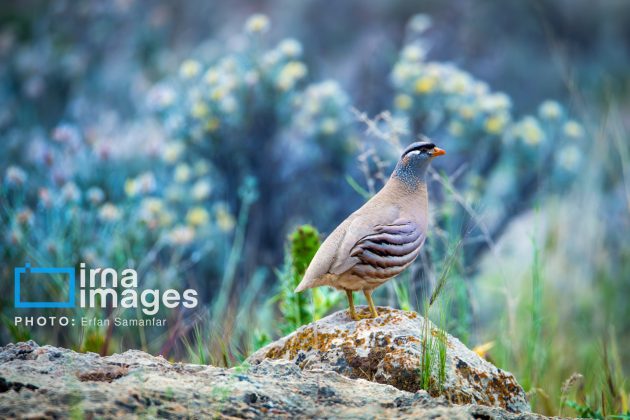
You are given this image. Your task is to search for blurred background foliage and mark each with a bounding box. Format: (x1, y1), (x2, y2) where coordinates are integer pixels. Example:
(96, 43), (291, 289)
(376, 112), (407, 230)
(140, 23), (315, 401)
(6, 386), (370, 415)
(1, 0), (629, 417)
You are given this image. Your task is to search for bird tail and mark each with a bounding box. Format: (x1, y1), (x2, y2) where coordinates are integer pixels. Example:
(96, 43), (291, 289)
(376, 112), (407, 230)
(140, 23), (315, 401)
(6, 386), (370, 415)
(295, 275), (315, 293)
(294, 281), (309, 293)
(295, 273), (334, 293)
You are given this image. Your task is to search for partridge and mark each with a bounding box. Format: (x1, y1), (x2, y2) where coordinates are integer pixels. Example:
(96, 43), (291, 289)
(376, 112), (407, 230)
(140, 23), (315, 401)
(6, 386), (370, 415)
(295, 141), (445, 320)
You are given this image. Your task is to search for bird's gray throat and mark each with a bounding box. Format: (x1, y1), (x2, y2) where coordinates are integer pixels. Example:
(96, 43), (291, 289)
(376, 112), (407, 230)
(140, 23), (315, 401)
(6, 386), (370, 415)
(392, 160), (430, 190)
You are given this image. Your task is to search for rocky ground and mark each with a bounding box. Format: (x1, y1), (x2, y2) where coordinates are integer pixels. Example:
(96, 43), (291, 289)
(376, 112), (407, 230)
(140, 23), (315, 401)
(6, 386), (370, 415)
(249, 307), (529, 413)
(0, 309), (554, 419)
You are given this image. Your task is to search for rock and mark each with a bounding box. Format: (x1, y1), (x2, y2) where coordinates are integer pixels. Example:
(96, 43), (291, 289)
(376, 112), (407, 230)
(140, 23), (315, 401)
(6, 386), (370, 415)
(0, 340), (549, 419)
(248, 307), (529, 413)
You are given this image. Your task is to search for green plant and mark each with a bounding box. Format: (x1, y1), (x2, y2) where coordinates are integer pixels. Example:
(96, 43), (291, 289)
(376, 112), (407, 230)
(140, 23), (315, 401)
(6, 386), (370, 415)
(564, 399), (630, 419)
(419, 308), (436, 392)
(392, 279), (411, 311)
(183, 324), (209, 365)
(416, 240), (463, 395)
(274, 224), (340, 335)
(418, 304), (448, 395)
(523, 232), (546, 403)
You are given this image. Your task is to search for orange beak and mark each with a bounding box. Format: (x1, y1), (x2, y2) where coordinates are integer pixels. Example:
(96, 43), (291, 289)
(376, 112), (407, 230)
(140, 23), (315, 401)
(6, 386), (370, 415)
(432, 147), (446, 157)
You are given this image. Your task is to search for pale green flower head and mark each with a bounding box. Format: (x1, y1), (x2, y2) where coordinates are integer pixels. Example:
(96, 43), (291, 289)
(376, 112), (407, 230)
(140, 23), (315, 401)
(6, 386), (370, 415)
(407, 14), (432, 34)
(539, 100), (563, 120)
(179, 59), (201, 79)
(518, 116), (545, 146)
(191, 180), (212, 201)
(563, 120), (585, 139)
(174, 163), (191, 183)
(245, 14), (270, 34)
(278, 38), (303, 58)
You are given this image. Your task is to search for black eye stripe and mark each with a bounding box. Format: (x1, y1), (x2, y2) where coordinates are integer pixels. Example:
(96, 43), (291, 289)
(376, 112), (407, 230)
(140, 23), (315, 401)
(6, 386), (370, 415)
(402, 143), (435, 156)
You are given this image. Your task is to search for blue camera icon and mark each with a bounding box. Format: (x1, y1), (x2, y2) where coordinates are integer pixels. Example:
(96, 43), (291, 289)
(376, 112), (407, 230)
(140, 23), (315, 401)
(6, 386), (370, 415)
(14, 263), (76, 308)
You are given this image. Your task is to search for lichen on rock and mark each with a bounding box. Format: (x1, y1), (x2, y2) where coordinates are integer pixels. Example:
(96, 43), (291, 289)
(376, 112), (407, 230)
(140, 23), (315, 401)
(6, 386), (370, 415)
(247, 307), (530, 413)
(0, 340), (543, 419)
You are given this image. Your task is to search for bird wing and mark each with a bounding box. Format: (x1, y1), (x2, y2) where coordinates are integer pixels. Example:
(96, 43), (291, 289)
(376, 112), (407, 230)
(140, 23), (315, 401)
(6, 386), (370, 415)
(330, 215), (425, 278)
(345, 220), (425, 279)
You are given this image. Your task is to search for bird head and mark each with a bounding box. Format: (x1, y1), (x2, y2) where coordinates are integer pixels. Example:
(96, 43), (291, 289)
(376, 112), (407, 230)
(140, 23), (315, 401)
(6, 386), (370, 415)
(401, 141), (446, 162)
(393, 140), (446, 186)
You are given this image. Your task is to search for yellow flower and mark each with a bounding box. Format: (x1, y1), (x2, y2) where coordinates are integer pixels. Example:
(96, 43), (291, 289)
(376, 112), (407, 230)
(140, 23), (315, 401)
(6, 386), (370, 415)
(216, 205), (236, 232)
(519, 116), (544, 145)
(211, 87), (226, 101)
(484, 114), (506, 134)
(394, 94), (412, 110)
(245, 14), (270, 34)
(320, 118), (338, 135)
(162, 142), (184, 164)
(285, 62), (308, 78)
(539, 100), (562, 120)
(191, 101), (209, 119)
(472, 341), (495, 359)
(186, 207), (209, 227)
(179, 59), (201, 79)
(277, 61), (308, 91)
(191, 180), (212, 201)
(124, 178), (138, 197)
(204, 69), (219, 85)
(174, 164), (191, 183)
(142, 197), (163, 213)
(459, 105), (476, 120)
(563, 120), (584, 139)
(414, 76), (437, 94)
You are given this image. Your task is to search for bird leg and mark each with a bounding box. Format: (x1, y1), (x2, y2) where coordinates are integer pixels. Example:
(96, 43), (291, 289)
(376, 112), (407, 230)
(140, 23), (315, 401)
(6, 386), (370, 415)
(345, 290), (358, 321)
(363, 290), (379, 318)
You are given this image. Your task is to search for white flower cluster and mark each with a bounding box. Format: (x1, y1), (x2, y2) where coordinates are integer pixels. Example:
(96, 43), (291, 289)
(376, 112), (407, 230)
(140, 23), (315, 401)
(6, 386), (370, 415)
(392, 42), (513, 138)
(391, 38), (586, 174)
(293, 80), (351, 138)
(148, 17), (314, 144)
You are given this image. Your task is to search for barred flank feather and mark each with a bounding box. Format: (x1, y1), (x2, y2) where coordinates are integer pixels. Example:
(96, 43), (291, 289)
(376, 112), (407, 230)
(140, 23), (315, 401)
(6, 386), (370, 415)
(350, 220), (424, 280)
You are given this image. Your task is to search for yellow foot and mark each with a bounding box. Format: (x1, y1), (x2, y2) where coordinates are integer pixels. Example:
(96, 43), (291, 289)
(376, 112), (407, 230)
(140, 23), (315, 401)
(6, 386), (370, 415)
(363, 290), (379, 318)
(345, 290), (359, 321)
(347, 309), (359, 321)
